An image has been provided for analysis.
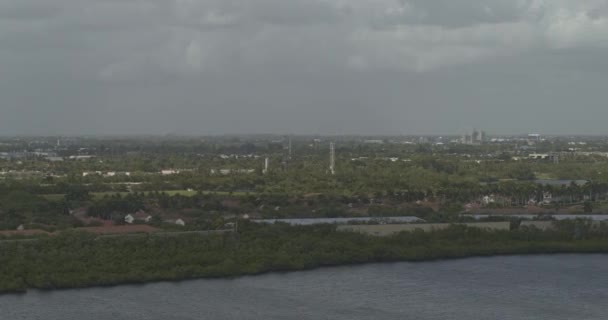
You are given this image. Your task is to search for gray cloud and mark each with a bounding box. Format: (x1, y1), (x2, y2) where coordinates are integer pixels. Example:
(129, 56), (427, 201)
(1, 0), (608, 135)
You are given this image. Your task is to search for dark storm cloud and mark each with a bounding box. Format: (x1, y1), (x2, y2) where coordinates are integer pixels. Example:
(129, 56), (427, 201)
(1, 0), (608, 135)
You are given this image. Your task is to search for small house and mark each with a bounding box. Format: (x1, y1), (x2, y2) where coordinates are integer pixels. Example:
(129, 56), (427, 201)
(124, 214), (135, 224)
(133, 210), (152, 223)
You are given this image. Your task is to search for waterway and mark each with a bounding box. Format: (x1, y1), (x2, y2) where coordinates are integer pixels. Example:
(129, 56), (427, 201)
(251, 216), (422, 225)
(468, 214), (608, 221)
(254, 215), (608, 226)
(2, 254), (608, 319)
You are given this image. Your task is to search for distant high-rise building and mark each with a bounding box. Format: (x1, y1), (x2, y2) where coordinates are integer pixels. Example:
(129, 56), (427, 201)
(461, 129), (485, 145)
(476, 130), (486, 144)
(528, 134), (541, 142)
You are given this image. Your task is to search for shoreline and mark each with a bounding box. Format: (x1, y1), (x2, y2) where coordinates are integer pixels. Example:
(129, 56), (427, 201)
(4, 240), (608, 295)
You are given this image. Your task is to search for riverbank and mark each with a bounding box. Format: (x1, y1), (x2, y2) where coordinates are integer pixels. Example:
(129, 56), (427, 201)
(2, 221), (608, 293)
(4, 254), (608, 320)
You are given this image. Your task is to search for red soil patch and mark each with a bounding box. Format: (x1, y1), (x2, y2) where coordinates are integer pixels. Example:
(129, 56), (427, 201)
(221, 199), (241, 208)
(78, 225), (159, 234)
(0, 229), (50, 236)
(469, 205), (585, 215)
(0, 225), (159, 237)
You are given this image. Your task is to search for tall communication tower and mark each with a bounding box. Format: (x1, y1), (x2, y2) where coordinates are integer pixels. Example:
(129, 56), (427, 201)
(282, 136), (291, 170)
(329, 142), (335, 175)
(263, 157), (269, 174)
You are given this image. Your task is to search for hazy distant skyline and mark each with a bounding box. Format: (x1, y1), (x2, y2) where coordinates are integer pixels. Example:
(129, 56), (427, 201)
(2, 0), (608, 136)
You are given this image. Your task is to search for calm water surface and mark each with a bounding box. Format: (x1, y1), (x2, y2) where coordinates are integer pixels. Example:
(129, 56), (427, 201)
(2, 254), (608, 320)
(251, 216), (422, 225)
(468, 214), (608, 221)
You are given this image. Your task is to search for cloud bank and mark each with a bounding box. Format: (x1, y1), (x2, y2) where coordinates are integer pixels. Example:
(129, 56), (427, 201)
(1, 0), (608, 135)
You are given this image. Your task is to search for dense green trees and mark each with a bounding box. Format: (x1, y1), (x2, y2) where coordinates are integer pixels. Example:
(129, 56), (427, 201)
(8, 138), (608, 226)
(3, 221), (608, 293)
(0, 191), (74, 230)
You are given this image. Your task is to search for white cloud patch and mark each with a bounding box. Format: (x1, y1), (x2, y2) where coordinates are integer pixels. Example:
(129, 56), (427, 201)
(2, 0), (607, 77)
(339, 0), (608, 71)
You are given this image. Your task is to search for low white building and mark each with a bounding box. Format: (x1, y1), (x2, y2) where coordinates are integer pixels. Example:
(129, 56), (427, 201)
(529, 153), (550, 160)
(69, 155), (95, 160)
(163, 218), (186, 226)
(124, 214), (135, 224)
(482, 195), (496, 205)
(210, 168), (255, 175)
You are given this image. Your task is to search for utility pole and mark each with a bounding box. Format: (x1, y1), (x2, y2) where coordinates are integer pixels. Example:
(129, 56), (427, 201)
(329, 142), (335, 175)
(288, 136), (292, 160)
(282, 136), (291, 171)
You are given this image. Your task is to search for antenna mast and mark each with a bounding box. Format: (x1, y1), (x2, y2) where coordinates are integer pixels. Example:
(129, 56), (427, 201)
(329, 142), (335, 175)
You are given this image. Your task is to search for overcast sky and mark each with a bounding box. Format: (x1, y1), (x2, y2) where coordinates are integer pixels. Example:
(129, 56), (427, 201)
(1, 0), (608, 136)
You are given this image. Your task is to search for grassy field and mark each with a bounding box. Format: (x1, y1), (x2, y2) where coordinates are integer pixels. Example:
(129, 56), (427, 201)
(42, 189), (251, 201)
(535, 172), (556, 180)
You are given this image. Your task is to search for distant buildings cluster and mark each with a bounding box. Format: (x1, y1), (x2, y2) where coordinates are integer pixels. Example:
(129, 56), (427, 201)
(124, 211), (186, 226)
(83, 171), (131, 177)
(461, 129), (486, 145)
(210, 169), (255, 175)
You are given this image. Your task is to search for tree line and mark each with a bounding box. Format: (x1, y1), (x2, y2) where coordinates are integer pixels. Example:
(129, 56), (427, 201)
(3, 220), (608, 293)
